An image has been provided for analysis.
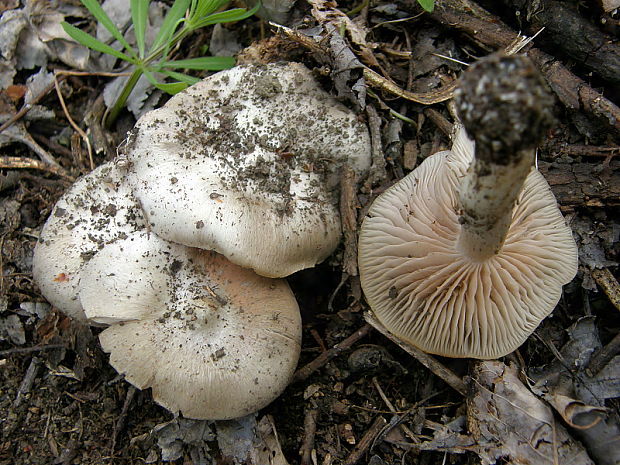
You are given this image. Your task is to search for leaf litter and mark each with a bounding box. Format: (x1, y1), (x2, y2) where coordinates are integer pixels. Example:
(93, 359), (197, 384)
(0, 0), (619, 463)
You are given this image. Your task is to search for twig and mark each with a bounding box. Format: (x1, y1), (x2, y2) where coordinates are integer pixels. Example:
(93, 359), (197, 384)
(371, 377), (418, 443)
(591, 268), (620, 313)
(54, 74), (94, 171)
(366, 105), (388, 186)
(423, 108), (453, 137)
(340, 165), (359, 276)
(429, 0), (620, 134)
(293, 324), (373, 382)
(342, 415), (387, 465)
(0, 343), (66, 358)
(310, 329), (328, 352)
(52, 70), (131, 171)
(300, 406), (319, 465)
(109, 385), (137, 452)
(32, 132), (74, 159)
(560, 144), (620, 158)
(0, 156), (73, 180)
(270, 22), (457, 106)
(588, 330), (620, 375)
(363, 68), (456, 105)
(0, 79), (63, 135)
(365, 312), (467, 396)
(14, 357), (41, 407)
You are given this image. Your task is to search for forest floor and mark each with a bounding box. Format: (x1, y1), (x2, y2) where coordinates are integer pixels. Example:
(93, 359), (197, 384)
(0, 0), (619, 464)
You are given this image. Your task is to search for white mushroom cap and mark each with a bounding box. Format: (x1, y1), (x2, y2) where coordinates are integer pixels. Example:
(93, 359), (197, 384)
(124, 62), (371, 278)
(32, 162), (145, 321)
(79, 231), (302, 420)
(358, 125), (578, 359)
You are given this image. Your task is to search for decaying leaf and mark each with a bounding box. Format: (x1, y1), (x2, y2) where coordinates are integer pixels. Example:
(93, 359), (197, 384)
(0, 92), (58, 166)
(0, 313), (25, 345)
(152, 414), (289, 465)
(252, 415), (290, 465)
(154, 418), (215, 463)
(0, 0), (89, 88)
(468, 360), (595, 465)
(307, 0), (376, 57)
(530, 318), (620, 465)
(24, 67), (54, 104)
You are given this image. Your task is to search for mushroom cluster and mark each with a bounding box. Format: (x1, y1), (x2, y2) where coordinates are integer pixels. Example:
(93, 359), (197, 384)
(358, 54), (578, 359)
(33, 62), (371, 419)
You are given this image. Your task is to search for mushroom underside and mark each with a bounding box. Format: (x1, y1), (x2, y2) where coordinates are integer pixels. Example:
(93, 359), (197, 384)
(358, 143), (578, 359)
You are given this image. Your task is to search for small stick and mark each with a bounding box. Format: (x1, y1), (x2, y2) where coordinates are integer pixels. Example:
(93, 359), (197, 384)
(0, 156), (74, 180)
(271, 22), (457, 107)
(423, 108), (453, 137)
(32, 132), (74, 159)
(340, 165), (359, 277)
(54, 74), (94, 171)
(561, 144), (619, 158)
(300, 406), (319, 465)
(14, 357), (41, 407)
(366, 105), (388, 186)
(0, 343), (66, 358)
(109, 385), (137, 452)
(365, 313), (467, 396)
(342, 416), (387, 465)
(310, 329), (328, 352)
(0, 80), (62, 135)
(0, 70), (128, 135)
(293, 324), (372, 382)
(591, 268), (620, 313)
(371, 377), (418, 443)
(363, 68), (457, 105)
(588, 331), (620, 375)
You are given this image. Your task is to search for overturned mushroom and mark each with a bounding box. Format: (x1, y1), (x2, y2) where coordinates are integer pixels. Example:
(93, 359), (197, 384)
(32, 162), (145, 321)
(358, 54), (578, 359)
(80, 231), (302, 420)
(124, 62), (371, 278)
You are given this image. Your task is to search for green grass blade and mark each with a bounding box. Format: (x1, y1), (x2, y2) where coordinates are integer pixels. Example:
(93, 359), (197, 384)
(143, 68), (188, 94)
(161, 56), (234, 70)
(193, 0), (228, 19)
(62, 22), (135, 62)
(160, 70), (201, 84)
(155, 81), (188, 93)
(150, 0), (191, 52)
(81, 0), (135, 55)
(192, 4), (259, 28)
(417, 0), (434, 12)
(131, 0), (150, 57)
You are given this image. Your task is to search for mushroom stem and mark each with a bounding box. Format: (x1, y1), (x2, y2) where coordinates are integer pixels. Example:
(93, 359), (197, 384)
(456, 148), (534, 261)
(453, 53), (556, 261)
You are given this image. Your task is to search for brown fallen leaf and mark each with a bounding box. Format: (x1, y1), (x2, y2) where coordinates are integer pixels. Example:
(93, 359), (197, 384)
(468, 360), (595, 465)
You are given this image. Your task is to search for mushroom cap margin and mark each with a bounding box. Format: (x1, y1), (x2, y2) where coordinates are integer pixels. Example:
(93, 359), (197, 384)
(32, 162), (145, 321)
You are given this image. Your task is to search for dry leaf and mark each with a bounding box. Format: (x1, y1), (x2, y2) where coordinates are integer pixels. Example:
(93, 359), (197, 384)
(469, 360), (595, 465)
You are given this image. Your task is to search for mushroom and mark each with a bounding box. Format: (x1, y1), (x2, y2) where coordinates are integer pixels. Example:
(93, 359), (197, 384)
(32, 162), (145, 321)
(358, 54), (578, 359)
(79, 231), (302, 420)
(123, 62), (371, 278)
